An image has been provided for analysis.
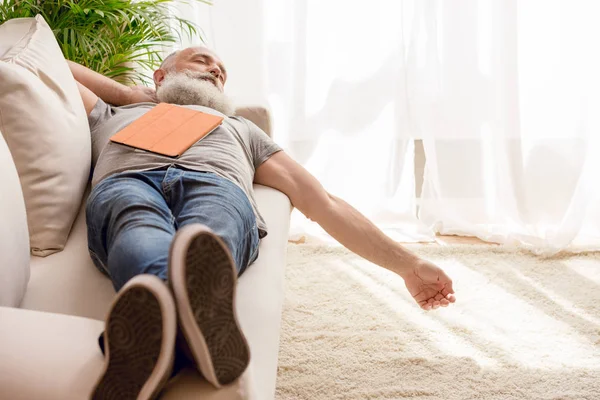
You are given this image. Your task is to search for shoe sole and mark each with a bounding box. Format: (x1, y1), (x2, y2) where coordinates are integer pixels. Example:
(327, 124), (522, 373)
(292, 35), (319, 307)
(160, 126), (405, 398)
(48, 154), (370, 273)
(91, 275), (176, 400)
(169, 224), (250, 388)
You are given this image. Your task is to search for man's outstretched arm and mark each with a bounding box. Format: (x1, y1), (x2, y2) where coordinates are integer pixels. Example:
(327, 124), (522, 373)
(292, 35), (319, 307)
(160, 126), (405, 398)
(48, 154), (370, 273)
(255, 151), (456, 310)
(67, 61), (157, 115)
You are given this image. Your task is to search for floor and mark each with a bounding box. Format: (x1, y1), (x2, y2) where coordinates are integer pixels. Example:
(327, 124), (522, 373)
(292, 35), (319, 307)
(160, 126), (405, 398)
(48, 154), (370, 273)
(276, 241), (600, 399)
(289, 234), (494, 246)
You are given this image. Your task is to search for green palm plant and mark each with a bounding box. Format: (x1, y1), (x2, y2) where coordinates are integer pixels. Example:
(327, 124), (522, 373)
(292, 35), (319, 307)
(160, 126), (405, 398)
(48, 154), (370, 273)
(0, 0), (211, 84)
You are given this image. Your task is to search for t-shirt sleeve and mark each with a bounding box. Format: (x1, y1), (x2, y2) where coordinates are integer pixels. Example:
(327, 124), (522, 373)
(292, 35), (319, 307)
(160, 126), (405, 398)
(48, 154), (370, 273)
(88, 98), (114, 135)
(245, 118), (283, 169)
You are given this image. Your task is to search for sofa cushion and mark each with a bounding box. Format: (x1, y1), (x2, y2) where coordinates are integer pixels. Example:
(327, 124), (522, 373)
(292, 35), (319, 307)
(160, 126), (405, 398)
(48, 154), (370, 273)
(236, 106), (272, 138)
(20, 188), (116, 319)
(0, 16), (32, 58)
(0, 15), (91, 256)
(0, 132), (30, 307)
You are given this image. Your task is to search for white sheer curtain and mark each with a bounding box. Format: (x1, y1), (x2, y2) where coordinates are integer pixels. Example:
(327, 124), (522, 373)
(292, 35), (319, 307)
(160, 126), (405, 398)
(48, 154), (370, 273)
(412, 0), (600, 254)
(261, 0), (430, 243)
(174, 0), (600, 252)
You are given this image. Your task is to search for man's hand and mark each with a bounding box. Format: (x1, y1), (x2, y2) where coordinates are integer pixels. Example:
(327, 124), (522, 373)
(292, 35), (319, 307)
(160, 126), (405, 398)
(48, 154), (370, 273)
(402, 260), (456, 310)
(127, 85), (158, 104)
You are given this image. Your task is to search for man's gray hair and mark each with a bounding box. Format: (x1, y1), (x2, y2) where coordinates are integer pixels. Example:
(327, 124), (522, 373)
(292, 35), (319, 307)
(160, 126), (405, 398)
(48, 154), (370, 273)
(160, 50), (180, 71)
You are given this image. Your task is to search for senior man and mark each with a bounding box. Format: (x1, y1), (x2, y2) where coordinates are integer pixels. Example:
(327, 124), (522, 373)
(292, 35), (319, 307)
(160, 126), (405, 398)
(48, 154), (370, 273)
(68, 46), (456, 400)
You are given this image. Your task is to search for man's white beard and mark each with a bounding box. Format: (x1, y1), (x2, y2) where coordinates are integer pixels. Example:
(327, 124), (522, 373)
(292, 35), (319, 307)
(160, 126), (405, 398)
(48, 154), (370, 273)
(156, 71), (235, 116)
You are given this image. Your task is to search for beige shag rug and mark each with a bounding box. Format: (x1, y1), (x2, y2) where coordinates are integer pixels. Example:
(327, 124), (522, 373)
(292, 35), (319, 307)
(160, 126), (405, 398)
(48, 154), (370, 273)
(276, 244), (600, 400)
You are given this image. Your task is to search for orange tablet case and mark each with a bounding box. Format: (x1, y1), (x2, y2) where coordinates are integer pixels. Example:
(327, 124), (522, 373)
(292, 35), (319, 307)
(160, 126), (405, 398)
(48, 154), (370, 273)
(110, 103), (224, 157)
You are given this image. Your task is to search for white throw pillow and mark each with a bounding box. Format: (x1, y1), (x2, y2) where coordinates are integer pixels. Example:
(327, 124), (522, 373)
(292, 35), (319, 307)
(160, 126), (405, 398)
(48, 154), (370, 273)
(0, 15), (91, 256)
(0, 131), (30, 306)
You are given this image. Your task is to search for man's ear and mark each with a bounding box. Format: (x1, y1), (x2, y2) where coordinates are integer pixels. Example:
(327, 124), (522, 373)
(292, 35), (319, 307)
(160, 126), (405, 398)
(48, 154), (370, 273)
(153, 69), (166, 87)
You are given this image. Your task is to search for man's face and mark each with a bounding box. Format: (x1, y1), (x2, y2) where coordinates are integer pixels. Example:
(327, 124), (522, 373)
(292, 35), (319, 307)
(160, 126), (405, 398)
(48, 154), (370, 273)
(154, 47), (227, 92)
(154, 47), (235, 115)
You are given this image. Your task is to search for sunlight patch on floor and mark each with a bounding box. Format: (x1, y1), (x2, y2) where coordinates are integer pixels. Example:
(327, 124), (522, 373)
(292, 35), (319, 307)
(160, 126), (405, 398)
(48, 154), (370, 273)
(332, 256), (600, 371)
(567, 258), (600, 286)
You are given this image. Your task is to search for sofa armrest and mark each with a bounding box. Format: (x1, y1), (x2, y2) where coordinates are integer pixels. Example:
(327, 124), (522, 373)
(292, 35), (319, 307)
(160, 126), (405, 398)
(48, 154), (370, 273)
(0, 307), (105, 400)
(235, 106), (273, 137)
(0, 132), (30, 307)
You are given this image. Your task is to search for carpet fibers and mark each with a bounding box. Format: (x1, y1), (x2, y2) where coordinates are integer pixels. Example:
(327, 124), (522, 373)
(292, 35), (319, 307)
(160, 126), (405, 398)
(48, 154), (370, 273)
(275, 244), (600, 400)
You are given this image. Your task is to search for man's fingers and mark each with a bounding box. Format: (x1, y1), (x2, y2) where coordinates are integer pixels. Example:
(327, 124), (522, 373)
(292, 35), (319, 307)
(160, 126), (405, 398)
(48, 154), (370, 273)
(441, 282), (455, 297)
(446, 280), (455, 294)
(421, 302), (432, 311)
(437, 269), (455, 294)
(418, 291), (454, 310)
(419, 298), (434, 310)
(427, 298), (440, 310)
(414, 288), (439, 303)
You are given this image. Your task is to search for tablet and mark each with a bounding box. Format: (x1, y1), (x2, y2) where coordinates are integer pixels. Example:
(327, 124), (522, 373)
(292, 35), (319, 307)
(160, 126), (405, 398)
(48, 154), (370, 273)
(110, 103), (224, 157)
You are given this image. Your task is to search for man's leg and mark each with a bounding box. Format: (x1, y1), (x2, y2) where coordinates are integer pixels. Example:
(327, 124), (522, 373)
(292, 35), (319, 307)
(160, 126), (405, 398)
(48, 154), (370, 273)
(164, 169), (260, 387)
(168, 170), (260, 275)
(86, 170), (175, 291)
(87, 171), (178, 399)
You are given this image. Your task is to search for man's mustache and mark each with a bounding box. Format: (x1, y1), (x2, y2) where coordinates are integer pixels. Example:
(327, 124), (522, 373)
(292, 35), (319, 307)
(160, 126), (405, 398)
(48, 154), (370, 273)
(183, 71), (217, 85)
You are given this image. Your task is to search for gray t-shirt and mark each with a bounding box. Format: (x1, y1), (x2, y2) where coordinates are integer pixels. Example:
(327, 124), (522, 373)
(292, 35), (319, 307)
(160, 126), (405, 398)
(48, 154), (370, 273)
(88, 99), (282, 238)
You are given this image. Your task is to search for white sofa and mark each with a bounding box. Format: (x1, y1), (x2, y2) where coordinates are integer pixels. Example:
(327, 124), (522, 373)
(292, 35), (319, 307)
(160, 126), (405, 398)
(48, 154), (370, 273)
(0, 105), (291, 399)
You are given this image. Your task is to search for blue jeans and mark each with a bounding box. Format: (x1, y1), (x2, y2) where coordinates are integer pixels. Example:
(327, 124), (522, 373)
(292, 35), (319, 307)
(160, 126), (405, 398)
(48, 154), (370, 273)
(86, 166), (260, 292)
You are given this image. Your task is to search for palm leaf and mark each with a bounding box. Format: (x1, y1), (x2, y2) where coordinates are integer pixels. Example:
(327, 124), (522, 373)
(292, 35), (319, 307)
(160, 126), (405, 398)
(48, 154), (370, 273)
(0, 0), (211, 84)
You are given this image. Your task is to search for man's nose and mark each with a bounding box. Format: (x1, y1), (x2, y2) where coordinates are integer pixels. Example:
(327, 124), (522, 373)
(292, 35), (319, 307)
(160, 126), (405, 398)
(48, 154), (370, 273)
(209, 65), (221, 79)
